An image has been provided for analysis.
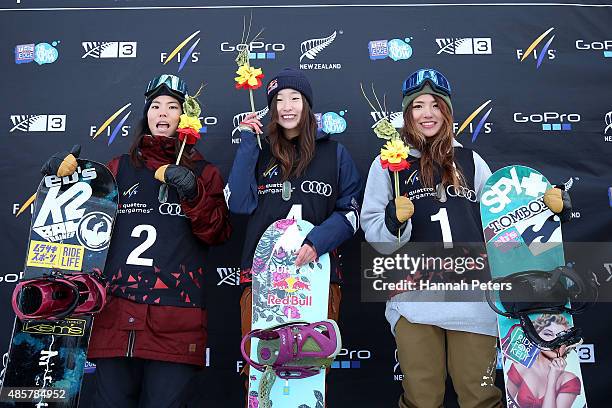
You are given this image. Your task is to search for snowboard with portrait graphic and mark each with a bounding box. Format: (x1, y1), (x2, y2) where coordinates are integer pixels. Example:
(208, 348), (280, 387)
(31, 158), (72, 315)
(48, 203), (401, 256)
(247, 218), (331, 408)
(480, 165), (586, 408)
(0, 159), (117, 407)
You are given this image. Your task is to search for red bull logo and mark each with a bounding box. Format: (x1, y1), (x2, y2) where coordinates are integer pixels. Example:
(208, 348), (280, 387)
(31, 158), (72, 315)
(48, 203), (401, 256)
(270, 269), (312, 306)
(267, 294), (313, 306)
(271, 270), (311, 293)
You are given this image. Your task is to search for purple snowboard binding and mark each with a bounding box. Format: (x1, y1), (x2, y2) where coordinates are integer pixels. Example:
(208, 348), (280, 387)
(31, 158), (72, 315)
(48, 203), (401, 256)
(241, 319), (342, 408)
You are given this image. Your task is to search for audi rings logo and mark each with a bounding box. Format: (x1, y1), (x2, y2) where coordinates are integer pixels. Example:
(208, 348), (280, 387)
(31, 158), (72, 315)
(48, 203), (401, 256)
(158, 203), (187, 217)
(446, 185), (478, 202)
(300, 181), (332, 197)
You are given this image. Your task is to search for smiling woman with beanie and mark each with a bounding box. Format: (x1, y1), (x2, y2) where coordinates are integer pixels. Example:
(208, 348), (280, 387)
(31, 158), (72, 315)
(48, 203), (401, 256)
(225, 67), (363, 402)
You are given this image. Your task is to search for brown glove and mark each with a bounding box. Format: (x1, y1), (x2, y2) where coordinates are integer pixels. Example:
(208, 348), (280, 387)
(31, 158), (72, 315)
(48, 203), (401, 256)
(40, 144), (80, 177)
(395, 196), (414, 223)
(543, 187), (567, 214)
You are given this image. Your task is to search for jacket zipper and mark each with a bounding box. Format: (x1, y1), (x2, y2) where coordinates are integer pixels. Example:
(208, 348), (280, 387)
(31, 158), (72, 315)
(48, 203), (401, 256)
(126, 330), (136, 357)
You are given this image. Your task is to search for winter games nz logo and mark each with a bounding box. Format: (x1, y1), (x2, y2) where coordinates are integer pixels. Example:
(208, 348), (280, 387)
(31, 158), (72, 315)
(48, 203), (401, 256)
(454, 100), (493, 142)
(161, 30), (201, 72)
(368, 37), (413, 61)
(81, 41), (137, 59)
(15, 41), (60, 65)
(315, 111), (347, 134)
(299, 31), (342, 70)
(517, 27), (556, 68)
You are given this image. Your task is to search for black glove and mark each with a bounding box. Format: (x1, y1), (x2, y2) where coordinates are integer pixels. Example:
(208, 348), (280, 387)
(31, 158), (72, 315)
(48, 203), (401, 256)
(154, 164), (198, 201)
(40, 144), (81, 176)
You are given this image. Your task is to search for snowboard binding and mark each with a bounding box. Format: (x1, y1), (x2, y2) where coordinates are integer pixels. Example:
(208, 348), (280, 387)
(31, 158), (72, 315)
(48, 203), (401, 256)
(485, 265), (598, 350)
(12, 270), (108, 321)
(241, 319), (342, 408)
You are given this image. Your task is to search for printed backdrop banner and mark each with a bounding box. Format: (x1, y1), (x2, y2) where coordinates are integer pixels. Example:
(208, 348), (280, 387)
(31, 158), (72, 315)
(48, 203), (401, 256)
(1, 1), (611, 406)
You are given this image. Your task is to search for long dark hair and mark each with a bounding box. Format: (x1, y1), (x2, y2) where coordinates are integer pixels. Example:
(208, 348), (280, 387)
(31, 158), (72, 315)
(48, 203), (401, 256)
(127, 118), (196, 171)
(401, 94), (464, 189)
(265, 95), (317, 181)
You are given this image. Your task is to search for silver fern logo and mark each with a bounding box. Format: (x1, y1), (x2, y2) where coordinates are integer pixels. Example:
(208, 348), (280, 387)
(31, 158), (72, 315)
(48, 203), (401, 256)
(299, 31), (342, 70)
(436, 38), (492, 55)
(81, 42), (137, 59)
(9, 115), (66, 132)
(370, 111), (404, 129)
(217, 267), (240, 286)
(231, 106), (269, 142)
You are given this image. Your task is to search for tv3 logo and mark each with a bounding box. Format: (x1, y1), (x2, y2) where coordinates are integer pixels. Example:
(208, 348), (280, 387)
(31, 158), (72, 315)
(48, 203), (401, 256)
(32, 168), (97, 241)
(10, 115), (66, 132)
(481, 167), (548, 213)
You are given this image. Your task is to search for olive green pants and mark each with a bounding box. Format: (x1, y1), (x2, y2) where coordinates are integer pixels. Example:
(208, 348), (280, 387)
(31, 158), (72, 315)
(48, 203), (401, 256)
(394, 317), (503, 408)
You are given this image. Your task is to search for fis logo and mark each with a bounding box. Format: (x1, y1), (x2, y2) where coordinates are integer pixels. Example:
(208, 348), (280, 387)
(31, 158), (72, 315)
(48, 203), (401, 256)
(368, 37), (413, 61)
(220, 41), (285, 60)
(217, 267), (240, 286)
(161, 30), (201, 72)
(231, 106), (269, 143)
(91, 103), (132, 145)
(436, 37), (492, 55)
(576, 39), (612, 58)
(517, 27), (556, 68)
(514, 111), (580, 131)
(605, 111), (612, 142)
(455, 100), (493, 142)
(300, 31), (342, 70)
(13, 192), (37, 218)
(315, 111), (347, 134)
(10, 114), (66, 132)
(123, 183), (139, 199)
(15, 41), (60, 65)
(81, 42), (137, 59)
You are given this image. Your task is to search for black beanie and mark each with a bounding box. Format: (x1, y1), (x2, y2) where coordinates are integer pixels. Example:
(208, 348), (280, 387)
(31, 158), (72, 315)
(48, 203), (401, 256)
(266, 68), (313, 108)
(143, 85), (185, 117)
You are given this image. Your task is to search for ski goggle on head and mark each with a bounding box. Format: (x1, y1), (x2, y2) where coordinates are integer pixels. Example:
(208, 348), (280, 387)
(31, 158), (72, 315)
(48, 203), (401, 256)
(402, 69), (451, 98)
(144, 74), (188, 101)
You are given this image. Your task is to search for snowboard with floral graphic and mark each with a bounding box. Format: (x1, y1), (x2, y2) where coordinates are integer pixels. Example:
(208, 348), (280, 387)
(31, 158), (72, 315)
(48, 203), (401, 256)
(248, 219), (330, 408)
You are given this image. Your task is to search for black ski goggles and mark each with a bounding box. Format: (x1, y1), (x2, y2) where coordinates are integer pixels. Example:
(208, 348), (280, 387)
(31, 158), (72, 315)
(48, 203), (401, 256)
(402, 68), (451, 98)
(144, 74), (187, 100)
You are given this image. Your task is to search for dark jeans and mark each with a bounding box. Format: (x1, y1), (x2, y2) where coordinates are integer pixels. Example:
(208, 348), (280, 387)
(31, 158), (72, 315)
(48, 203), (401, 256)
(91, 357), (200, 408)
